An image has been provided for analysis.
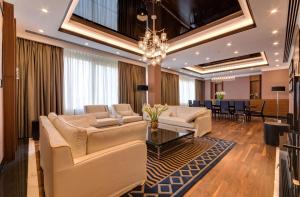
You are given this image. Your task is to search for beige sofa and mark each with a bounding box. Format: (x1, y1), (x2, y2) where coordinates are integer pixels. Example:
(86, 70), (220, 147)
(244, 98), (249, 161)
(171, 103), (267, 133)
(39, 113), (147, 197)
(112, 104), (143, 123)
(146, 106), (212, 137)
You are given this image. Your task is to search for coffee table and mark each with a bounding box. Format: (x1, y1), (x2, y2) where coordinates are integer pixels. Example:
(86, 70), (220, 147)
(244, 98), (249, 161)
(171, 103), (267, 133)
(146, 127), (195, 159)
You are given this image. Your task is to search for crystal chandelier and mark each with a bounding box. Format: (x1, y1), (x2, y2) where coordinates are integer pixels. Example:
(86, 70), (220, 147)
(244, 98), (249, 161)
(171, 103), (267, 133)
(138, 0), (168, 66)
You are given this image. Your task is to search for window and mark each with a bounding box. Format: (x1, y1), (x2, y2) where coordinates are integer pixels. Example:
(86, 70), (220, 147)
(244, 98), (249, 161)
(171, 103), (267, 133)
(179, 75), (195, 105)
(63, 49), (118, 114)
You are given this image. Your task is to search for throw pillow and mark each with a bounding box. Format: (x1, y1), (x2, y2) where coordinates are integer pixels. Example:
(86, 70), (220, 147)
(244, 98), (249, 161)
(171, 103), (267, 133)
(90, 118), (120, 128)
(119, 110), (133, 116)
(184, 111), (205, 122)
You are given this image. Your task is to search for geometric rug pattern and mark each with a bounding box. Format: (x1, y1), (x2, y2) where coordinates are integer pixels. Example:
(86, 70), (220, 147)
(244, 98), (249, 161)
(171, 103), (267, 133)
(124, 136), (235, 197)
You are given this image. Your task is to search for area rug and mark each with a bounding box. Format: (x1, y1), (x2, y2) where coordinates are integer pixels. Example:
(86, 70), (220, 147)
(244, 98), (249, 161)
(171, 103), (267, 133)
(124, 136), (235, 197)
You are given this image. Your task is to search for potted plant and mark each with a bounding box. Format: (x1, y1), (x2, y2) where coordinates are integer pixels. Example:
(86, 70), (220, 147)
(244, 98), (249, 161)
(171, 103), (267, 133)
(215, 91), (226, 100)
(142, 104), (168, 129)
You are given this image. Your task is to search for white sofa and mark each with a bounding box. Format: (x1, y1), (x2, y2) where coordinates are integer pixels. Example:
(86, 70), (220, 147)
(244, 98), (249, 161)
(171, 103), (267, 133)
(39, 113), (147, 197)
(145, 106), (212, 137)
(112, 104), (143, 123)
(83, 105), (120, 127)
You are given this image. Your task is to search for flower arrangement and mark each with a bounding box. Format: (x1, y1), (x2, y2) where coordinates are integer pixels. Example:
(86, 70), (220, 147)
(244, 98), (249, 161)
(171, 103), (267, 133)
(215, 91), (226, 100)
(143, 104), (168, 129)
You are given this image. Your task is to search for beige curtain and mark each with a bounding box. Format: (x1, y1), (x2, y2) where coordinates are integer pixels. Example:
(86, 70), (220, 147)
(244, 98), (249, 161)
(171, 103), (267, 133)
(118, 61), (146, 114)
(195, 79), (205, 100)
(161, 71), (179, 105)
(16, 38), (64, 138)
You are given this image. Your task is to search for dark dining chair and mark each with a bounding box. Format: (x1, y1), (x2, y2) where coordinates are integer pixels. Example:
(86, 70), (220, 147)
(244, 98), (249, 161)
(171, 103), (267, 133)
(193, 100), (201, 107)
(188, 100), (193, 107)
(234, 101), (246, 121)
(220, 100), (230, 118)
(204, 100), (212, 109)
(199, 100), (205, 107)
(250, 101), (266, 121)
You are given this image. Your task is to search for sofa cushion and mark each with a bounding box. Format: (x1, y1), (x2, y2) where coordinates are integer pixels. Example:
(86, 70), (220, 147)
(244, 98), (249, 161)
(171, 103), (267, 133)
(84, 105), (108, 113)
(67, 117), (96, 128)
(92, 112), (110, 119)
(48, 112), (58, 123)
(52, 117), (87, 158)
(158, 116), (194, 128)
(184, 110), (208, 122)
(118, 110), (133, 116)
(176, 107), (206, 119)
(122, 116), (143, 123)
(90, 118), (120, 128)
(160, 106), (177, 117)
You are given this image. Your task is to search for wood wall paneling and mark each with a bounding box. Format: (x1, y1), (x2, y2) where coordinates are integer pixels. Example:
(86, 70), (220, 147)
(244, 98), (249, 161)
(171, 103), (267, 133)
(2, 2), (16, 162)
(250, 99), (289, 117)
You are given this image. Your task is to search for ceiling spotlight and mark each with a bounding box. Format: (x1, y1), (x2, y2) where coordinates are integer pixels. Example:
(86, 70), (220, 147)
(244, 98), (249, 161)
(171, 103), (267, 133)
(84, 42), (89, 46)
(275, 59), (279, 62)
(273, 42), (279, 46)
(172, 58), (176, 61)
(167, 67), (171, 69)
(274, 52), (279, 56)
(139, 58), (142, 61)
(116, 51), (120, 55)
(38, 29), (44, 33)
(195, 51), (200, 55)
(250, 68), (254, 70)
(272, 30), (278, 34)
(137, 2), (148, 21)
(227, 43), (232, 46)
(270, 9), (278, 14)
(276, 64), (280, 67)
(234, 51), (239, 54)
(230, 71), (233, 73)
(206, 57), (210, 61)
(41, 8), (48, 13)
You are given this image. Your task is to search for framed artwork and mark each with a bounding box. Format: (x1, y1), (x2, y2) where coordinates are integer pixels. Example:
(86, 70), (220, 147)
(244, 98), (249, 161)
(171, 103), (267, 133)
(289, 59), (294, 77)
(289, 78), (294, 92)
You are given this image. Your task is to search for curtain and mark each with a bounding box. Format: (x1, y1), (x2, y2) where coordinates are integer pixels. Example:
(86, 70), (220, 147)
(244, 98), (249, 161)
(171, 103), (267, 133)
(118, 62), (146, 114)
(74, 0), (118, 31)
(16, 38), (63, 138)
(63, 49), (118, 114)
(161, 71), (179, 105)
(195, 79), (205, 100)
(179, 75), (196, 105)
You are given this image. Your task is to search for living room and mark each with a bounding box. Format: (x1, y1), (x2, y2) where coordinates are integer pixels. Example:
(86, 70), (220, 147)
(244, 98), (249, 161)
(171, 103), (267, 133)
(0, 0), (299, 196)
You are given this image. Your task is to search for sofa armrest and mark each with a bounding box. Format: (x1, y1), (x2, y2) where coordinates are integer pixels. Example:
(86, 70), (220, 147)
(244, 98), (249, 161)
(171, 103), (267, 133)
(86, 121), (147, 154)
(53, 141), (147, 197)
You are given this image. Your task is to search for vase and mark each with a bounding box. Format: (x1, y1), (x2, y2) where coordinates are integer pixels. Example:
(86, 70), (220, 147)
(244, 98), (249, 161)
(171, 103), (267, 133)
(151, 120), (158, 129)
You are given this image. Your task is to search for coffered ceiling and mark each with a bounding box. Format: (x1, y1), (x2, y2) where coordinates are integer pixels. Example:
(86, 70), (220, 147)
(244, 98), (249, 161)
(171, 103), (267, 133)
(11, 0), (291, 79)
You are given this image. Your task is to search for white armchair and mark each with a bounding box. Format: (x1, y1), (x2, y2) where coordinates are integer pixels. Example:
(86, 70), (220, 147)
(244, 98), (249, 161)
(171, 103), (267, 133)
(112, 104), (143, 123)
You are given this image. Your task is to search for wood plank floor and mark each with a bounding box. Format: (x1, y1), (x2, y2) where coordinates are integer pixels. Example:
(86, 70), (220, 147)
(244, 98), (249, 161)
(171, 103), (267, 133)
(185, 118), (276, 197)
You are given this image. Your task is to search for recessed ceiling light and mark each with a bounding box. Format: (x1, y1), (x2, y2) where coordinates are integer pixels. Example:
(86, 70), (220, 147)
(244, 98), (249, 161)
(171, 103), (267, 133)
(250, 68), (254, 70)
(273, 42), (279, 46)
(206, 57), (210, 61)
(270, 9), (278, 14)
(116, 51), (120, 55)
(84, 42), (89, 46)
(276, 64), (280, 67)
(195, 51), (200, 55)
(234, 51), (239, 54)
(38, 29), (44, 33)
(274, 52), (279, 56)
(184, 62), (188, 65)
(167, 67), (171, 69)
(138, 58), (142, 61)
(272, 30), (278, 34)
(172, 58), (176, 61)
(275, 59), (279, 62)
(230, 71), (233, 73)
(227, 42), (232, 46)
(41, 8), (48, 13)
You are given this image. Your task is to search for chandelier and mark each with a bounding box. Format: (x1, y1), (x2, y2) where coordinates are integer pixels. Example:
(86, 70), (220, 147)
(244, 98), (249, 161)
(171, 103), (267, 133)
(211, 76), (236, 82)
(138, 0), (168, 66)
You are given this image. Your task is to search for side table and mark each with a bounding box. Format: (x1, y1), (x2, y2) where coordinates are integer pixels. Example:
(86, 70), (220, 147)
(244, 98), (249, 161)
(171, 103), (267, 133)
(264, 121), (289, 146)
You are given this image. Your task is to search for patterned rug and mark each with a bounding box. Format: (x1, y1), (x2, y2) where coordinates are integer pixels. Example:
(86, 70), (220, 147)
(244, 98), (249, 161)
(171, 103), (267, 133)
(124, 136), (235, 197)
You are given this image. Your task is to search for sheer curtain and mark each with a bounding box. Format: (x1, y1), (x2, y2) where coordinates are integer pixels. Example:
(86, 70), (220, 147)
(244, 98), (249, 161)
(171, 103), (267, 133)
(63, 49), (118, 114)
(74, 0), (118, 31)
(179, 75), (196, 105)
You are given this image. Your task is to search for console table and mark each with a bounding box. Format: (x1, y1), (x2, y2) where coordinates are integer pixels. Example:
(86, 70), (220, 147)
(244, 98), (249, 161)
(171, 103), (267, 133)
(264, 121), (289, 146)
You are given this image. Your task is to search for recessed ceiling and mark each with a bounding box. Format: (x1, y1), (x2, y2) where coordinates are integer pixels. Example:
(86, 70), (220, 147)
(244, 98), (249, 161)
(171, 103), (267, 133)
(12, 0), (290, 79)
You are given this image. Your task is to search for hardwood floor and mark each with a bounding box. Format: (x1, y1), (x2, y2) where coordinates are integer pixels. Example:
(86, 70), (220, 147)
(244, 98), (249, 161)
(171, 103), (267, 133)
(185, 118), (276, 197)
